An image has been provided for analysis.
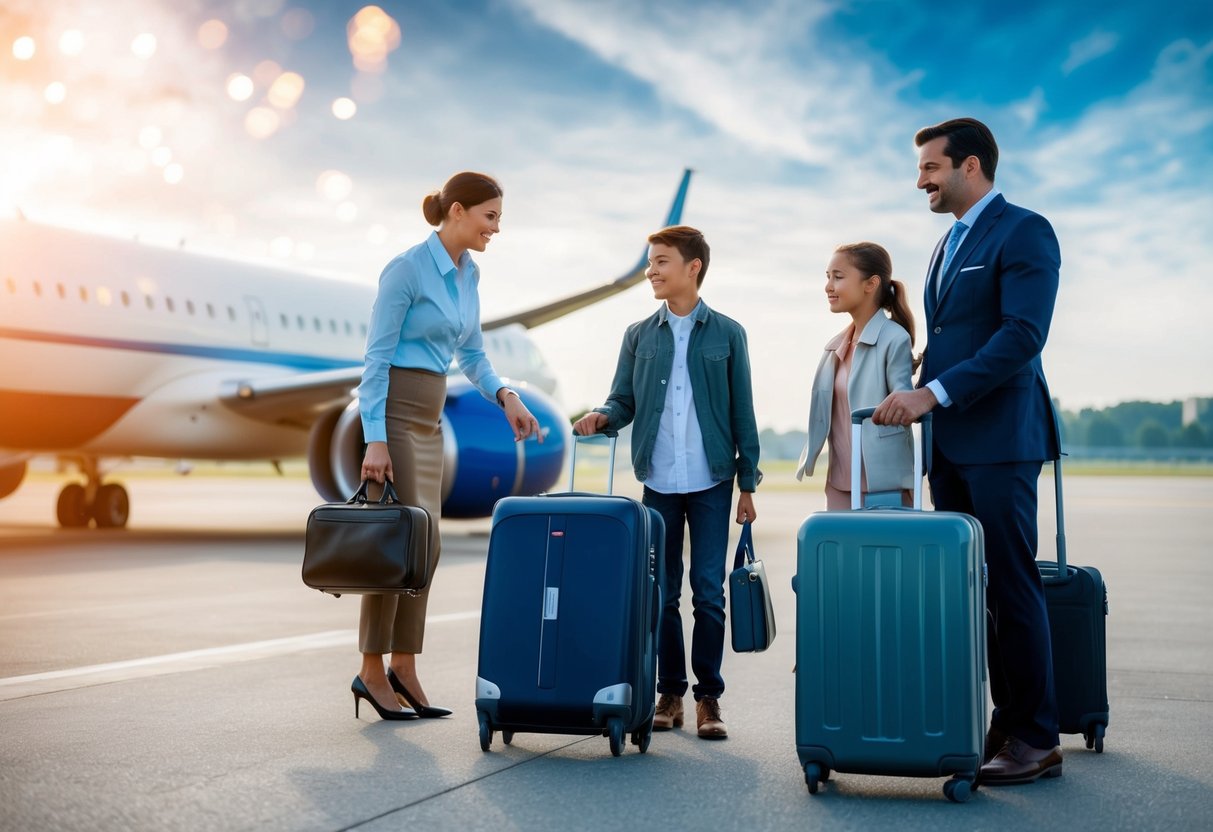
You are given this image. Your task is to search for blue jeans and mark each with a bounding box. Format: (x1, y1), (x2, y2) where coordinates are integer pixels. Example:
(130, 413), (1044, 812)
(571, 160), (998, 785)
(643, 479), (733, 701)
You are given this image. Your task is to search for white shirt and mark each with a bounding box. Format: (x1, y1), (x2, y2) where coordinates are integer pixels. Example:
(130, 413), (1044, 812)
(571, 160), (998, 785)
(645, 305), (718, 494)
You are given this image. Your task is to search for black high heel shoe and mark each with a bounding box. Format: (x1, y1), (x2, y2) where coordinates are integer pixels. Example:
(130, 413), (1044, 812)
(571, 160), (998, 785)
(387, 668), (453, 718)
(352, 676), (418, 721)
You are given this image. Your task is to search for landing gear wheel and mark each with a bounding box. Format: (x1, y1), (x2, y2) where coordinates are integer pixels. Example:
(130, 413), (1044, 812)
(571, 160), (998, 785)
(478, 711), (492, 752)
(944, 776), (973, 803)
(93, 483), (129, 528)
(57, 483), (90, 528)
(502, 730), (514, 746)
(607, 718), (625, 757)
(804, 762), (823, 794)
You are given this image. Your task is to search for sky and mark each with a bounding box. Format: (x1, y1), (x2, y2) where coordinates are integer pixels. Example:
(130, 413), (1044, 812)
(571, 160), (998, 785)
(2, 0), (1211, 431)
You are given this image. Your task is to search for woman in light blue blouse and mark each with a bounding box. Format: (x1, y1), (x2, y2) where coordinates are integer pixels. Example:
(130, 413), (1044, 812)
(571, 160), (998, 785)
(352, 171), (541, 721)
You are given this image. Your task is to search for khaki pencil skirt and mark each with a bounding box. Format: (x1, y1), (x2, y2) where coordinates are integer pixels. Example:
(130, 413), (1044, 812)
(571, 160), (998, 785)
(359, 366), (446, 655)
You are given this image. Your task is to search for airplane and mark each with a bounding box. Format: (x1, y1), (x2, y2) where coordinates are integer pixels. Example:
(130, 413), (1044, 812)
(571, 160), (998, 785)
(0, 170), (693, 529)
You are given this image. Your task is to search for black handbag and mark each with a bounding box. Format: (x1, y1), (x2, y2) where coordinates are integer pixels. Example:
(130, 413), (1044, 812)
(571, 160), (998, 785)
(729, 521), (776, 652)
(302, 480), (433, 596)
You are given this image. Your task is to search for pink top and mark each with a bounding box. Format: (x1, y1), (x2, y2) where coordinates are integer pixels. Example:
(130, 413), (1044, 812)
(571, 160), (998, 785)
(826, 324), (867, 492)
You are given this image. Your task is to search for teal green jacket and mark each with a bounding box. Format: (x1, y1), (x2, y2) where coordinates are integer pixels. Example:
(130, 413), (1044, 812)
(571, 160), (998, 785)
(594, 300), (762, 492)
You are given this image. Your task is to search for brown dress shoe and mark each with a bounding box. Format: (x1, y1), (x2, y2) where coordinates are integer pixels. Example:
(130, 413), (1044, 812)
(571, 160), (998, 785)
(980, 737), (1063, 785)
(695, 697), (728, 739)
(984, 726), (1009, 765)
(652, 693), (684, 731)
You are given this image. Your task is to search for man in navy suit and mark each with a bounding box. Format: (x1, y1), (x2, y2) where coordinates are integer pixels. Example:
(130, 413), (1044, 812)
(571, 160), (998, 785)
(873, 117), (1063, 785)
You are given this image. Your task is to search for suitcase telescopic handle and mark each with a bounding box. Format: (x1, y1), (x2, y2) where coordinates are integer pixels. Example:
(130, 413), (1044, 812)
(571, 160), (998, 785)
(1051, 457), (1068, 576)
(849, 408), (932, 511)
(569, 429), (619, 494)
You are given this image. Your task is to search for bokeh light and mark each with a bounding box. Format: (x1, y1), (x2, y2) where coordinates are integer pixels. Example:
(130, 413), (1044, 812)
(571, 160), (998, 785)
(267, 71), (305, 109)
(336, 201), (358, 222)
(367, 224), (389, 245)
(131, 33), (157, 60)
(317, 170), (353, 201)
(13, 37), (36, 60)
(198, 20), (229, 50)
(59, 30), (85, 56)
(151, 147), (173, 167)
(244, 107), (281, 139)
(44, 83), (67, 105)
(164, 164), (184, 185)
(332, 97), (357, 120)
(226, 74), (255, 102)
(253, 60), (282, 87)
(347, 6), (401, 73)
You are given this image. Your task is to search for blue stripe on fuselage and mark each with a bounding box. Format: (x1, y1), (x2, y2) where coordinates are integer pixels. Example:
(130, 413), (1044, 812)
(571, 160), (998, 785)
(0, 327), (358, 371)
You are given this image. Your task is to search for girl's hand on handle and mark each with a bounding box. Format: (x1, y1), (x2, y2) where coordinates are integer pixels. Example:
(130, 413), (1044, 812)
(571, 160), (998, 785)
(361, 442), (393, 484)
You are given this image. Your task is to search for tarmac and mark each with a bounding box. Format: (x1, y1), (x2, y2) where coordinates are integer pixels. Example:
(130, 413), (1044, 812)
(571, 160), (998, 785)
(0, 472), (1211, 831)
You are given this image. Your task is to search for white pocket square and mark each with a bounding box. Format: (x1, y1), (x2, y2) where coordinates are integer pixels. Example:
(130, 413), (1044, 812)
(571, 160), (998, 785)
(959, 265), (985, 272)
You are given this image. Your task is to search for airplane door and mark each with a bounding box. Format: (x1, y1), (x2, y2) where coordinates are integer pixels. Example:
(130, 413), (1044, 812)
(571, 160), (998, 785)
(244, 296), (269, 346)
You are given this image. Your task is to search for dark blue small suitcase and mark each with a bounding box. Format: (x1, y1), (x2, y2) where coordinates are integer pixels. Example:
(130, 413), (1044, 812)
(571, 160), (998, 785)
(475, 433), (662, 756)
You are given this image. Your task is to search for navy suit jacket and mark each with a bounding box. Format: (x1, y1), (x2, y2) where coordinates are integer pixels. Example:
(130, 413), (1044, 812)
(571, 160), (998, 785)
(920, 194), (1061, 464)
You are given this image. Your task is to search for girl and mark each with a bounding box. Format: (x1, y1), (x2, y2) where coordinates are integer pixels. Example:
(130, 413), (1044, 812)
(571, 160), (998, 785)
(795, 242), (916, 509)
(353, 171), (541, 720)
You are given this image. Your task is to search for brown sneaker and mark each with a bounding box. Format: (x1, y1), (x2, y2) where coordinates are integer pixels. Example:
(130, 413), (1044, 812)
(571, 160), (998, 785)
(696, 697), (728, 739)
(652, 693), (684, 731)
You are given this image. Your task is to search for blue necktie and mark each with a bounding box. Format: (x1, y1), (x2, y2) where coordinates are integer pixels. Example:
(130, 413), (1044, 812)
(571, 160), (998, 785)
(937, 220), (967, 296)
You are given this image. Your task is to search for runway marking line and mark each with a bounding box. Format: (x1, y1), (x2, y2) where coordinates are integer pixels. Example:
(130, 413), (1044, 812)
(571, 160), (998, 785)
(0, 609), (480, 697)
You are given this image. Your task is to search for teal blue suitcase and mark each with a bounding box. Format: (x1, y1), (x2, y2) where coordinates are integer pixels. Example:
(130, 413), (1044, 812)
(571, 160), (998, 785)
(794, 410), (987, 803)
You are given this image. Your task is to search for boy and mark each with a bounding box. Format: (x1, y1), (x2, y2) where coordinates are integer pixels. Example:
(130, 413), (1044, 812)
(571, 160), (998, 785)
(573, 225), (761, 739)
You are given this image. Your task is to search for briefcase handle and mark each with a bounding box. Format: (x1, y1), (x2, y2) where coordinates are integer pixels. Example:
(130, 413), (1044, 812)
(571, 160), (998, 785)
(732, 520), (756, 572)
(348, 479), (401, 505)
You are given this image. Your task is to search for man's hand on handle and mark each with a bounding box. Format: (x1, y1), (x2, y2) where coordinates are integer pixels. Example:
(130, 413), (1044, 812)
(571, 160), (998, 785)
(872, 388), (938, 427)
(736, 491), (756, 524)
(572, 411), (608, 437)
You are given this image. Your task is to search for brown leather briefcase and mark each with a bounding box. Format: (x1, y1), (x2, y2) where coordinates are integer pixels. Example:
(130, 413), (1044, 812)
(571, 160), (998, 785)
(302, 480), (432, 596)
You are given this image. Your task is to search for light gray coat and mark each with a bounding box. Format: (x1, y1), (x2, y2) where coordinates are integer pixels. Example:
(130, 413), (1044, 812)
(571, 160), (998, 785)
(796, 313), (915, 491)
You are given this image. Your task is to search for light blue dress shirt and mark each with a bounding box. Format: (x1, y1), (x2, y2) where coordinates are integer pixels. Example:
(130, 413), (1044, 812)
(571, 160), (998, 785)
(926, 188), (1000, 409)
(645, 302), (719, 494)
(358, 232), (504, 443)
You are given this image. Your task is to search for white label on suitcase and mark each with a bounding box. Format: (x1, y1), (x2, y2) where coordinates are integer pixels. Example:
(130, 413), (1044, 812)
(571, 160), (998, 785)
(543, 587), (559, 620)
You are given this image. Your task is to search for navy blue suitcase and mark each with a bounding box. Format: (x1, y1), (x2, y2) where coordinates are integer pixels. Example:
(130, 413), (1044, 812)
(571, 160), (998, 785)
(475, 434), (663, 756)
(1039, 459), (1110, 752)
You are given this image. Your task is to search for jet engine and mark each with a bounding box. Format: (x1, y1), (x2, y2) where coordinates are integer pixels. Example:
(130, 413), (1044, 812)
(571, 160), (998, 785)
(307, 380), (568, 517)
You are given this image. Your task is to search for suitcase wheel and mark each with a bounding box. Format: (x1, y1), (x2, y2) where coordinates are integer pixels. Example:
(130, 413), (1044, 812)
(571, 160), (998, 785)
(804, 762), (825, 794)
(607, 718), (625, 757)
(944, 776), (974, 804)
(501, 730), (514, 746)
(1084, 722), (1106, 753)
(630, 719), (653, 754)
(477, 711), (493, 752)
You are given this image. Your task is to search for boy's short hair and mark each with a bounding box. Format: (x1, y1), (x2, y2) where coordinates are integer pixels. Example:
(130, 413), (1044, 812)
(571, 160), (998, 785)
(648, 225), (710, 286)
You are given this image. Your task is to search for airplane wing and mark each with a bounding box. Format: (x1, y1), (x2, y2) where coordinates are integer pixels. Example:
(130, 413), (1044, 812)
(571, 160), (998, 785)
(481, 168), (692, 330)
(219, 169), (692, 426)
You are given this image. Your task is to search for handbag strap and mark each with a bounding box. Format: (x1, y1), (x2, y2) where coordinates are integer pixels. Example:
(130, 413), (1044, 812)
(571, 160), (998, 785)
(732, 520), (755, 571)
(347, 479), (400, 505)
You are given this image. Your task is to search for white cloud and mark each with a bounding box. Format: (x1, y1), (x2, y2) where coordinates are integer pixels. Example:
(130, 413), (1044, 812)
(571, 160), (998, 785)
(1063, 29), (1120, 75)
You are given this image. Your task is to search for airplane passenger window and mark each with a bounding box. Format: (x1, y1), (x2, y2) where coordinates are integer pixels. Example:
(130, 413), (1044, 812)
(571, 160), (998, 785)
(120, 291), (130, 306)
(145, 295), (154, 310)
(227, 306), (236, 321)
(297, 314), (305, 330)
(57, 283), (66, 299)
(207, 303), (215, 318)
(280, 313), (289, 328)
(313, 317), (321, 332)
(360, 323), (367, 338)
(79, 286), (88, 301)
(32, 281), (42, 297)
(344, 321), (352, 335)
(329, 319), (337, 334)
(165, 297), (175, 312)
(4, 278), (13, 293)
(186, 300), (195, 315)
